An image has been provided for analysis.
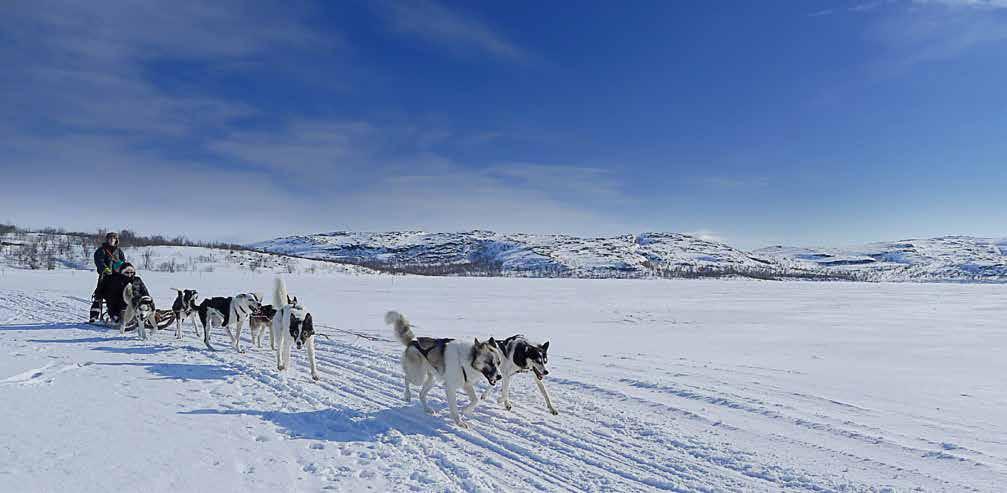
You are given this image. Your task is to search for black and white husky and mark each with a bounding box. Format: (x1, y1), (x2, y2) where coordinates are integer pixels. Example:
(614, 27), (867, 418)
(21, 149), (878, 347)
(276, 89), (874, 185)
(271, 278), (319, 381)
(170, 288), (200, 340)
(387, 311), (503, 428)
(481, 335), (558, 415)
(122, 283), (157, 340)
(194, 293), (262, 352)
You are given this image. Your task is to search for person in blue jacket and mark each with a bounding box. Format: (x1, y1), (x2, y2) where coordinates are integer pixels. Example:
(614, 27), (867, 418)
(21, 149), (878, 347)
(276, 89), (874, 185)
(89, 232), (127, 323)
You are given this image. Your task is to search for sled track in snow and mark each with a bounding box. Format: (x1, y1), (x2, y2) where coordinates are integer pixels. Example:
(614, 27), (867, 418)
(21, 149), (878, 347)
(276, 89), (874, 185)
(3, 288), (1004, 492)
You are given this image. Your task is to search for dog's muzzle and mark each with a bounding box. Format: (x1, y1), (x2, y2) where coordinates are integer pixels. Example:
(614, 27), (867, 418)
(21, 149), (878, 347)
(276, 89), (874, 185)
(532, 367), (547, 380)
(483, 370), (502, 386)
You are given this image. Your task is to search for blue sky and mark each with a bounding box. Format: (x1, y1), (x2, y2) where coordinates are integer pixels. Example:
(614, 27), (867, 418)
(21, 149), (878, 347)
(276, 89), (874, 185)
(2, 0), (1005, 248)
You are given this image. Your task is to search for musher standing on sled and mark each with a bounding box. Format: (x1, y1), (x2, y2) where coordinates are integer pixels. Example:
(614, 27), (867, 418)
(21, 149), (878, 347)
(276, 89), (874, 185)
(89, 232), (127, 323)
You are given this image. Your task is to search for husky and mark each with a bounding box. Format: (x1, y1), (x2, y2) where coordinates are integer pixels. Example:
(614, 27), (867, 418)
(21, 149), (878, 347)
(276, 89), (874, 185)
(250, 304), (278, 349)
(170, 288), (201, 340)
(387, 311), (503, 428)
(194, 293), (262, 352)
(271, 278), (319, 381)
(122, 281), (157, 340)
(481, 335), (558, 415)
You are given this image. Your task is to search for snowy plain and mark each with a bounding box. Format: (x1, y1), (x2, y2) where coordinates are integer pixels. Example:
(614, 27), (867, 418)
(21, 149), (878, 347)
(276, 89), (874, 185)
(1, 269), (1005, 492)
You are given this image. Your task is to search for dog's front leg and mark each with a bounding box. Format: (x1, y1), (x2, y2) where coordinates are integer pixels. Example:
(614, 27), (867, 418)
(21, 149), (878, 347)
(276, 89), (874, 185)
(202, 319), (215, 351)
(446, 384), (466, 428)
(119, 310), (128, 335)
(306, 336), (320, 381)
(232, 317), (245, 353)
(137, 313), (146, 340)
(480, 384), (495, 403)
(283, 337), (293, 371)
(535, 378), (559, 415)
(462, 384), (481, 416)
(175, 312), (183, 340)
(501, 373), (514, 411)
(191, 315), (201, 338)
(275, 337), (285, 371)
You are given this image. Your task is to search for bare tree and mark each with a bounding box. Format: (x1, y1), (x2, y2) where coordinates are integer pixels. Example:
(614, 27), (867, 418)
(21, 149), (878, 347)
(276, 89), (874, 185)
(141, 248), (154, 270)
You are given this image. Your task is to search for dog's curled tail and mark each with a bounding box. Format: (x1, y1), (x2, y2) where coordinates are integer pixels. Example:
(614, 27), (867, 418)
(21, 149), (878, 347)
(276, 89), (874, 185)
(385, 311), (414, 346)
(274, 277), (289, 308)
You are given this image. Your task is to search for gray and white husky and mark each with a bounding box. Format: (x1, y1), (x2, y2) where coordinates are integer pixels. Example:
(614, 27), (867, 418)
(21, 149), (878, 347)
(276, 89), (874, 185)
(271, 278), (319, 381)
(122, 283), (157, 340)
(481, 335), (558, 415)
(387, 311), (503, 428)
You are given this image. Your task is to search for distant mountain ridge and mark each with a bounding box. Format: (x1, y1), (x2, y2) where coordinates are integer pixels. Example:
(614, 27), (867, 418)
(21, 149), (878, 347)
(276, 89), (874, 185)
(251, 231), (1007, 282)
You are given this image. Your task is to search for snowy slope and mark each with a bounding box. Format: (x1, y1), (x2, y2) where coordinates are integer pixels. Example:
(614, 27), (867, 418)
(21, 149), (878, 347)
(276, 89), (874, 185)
(2, 270), (1005, 491)
(0, 233), (376, 276)
(252, 231), (779, 278)
(756, 236), (1007, 281)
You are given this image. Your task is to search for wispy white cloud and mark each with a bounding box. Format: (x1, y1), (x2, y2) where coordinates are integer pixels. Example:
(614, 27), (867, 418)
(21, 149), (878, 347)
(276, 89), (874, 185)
(912, 0), (1007, 8)
(865, 3), (1007, 72)
(810, 0), (1007, 76)
(376, 0), (528, 62)
(696, 176), (770, 190)
(485, 163), (626, 201)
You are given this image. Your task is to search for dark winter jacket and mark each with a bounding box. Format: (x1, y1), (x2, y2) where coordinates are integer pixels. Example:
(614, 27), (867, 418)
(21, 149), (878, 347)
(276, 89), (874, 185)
(97, 273), (150, 316)
(94, 243), (127, 274)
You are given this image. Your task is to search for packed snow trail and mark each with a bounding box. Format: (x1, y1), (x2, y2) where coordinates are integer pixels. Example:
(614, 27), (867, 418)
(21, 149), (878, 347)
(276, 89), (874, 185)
(1, 272), (1005, 491)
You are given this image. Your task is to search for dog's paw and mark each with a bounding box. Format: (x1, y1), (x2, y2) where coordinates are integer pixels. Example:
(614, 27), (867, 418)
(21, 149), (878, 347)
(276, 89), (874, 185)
(504, 401), (513, 411)
(277, 365), (285, 371)
(549, 408), (559, 416)
(455, 421), (470, 430)
(312, 374), (320, 382)
(423, 407), (435, 415)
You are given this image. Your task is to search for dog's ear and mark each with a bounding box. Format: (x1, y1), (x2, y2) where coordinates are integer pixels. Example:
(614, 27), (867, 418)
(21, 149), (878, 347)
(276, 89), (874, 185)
(474, 337), (481, 346)
(541, 341), (549, 353)
(488, 337), (497, 347)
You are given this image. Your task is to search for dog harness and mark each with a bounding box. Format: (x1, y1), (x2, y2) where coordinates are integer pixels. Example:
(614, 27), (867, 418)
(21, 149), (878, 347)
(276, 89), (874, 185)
(411, 338), (468, 383)
(410, 338), (453, 358)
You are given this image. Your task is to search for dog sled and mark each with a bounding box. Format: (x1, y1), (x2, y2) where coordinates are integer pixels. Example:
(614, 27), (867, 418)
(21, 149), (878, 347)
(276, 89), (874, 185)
(89, 299), (175, 331)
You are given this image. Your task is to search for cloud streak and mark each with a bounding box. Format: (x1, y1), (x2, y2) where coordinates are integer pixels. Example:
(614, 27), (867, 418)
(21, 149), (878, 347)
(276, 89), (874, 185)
(376, 0), (528, 62)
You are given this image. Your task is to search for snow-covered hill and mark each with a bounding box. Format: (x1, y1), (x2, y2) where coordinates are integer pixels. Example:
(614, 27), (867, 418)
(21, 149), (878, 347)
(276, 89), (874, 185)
(254, 231), (1007, 282)
(252, 231), (782, 279)
(755, 236), (1007, 282)
(0, 232), (376, 276)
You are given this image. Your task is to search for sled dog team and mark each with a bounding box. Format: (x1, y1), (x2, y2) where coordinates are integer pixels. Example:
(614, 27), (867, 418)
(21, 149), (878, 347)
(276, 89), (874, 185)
(111, 278), (557, 428)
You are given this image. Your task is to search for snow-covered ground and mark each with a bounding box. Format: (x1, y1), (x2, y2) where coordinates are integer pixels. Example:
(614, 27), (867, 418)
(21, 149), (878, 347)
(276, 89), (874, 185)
(1, 270), (1005, 491)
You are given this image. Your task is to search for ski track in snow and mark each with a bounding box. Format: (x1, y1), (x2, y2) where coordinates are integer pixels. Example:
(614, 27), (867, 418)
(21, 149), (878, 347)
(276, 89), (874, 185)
(1, 276), (1005, 492)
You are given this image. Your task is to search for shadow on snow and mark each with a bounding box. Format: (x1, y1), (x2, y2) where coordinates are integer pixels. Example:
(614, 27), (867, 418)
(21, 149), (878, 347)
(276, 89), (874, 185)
(96, 362), (237, 381)
(0, 322), (111, 333)
(181, 405), (448, 442)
